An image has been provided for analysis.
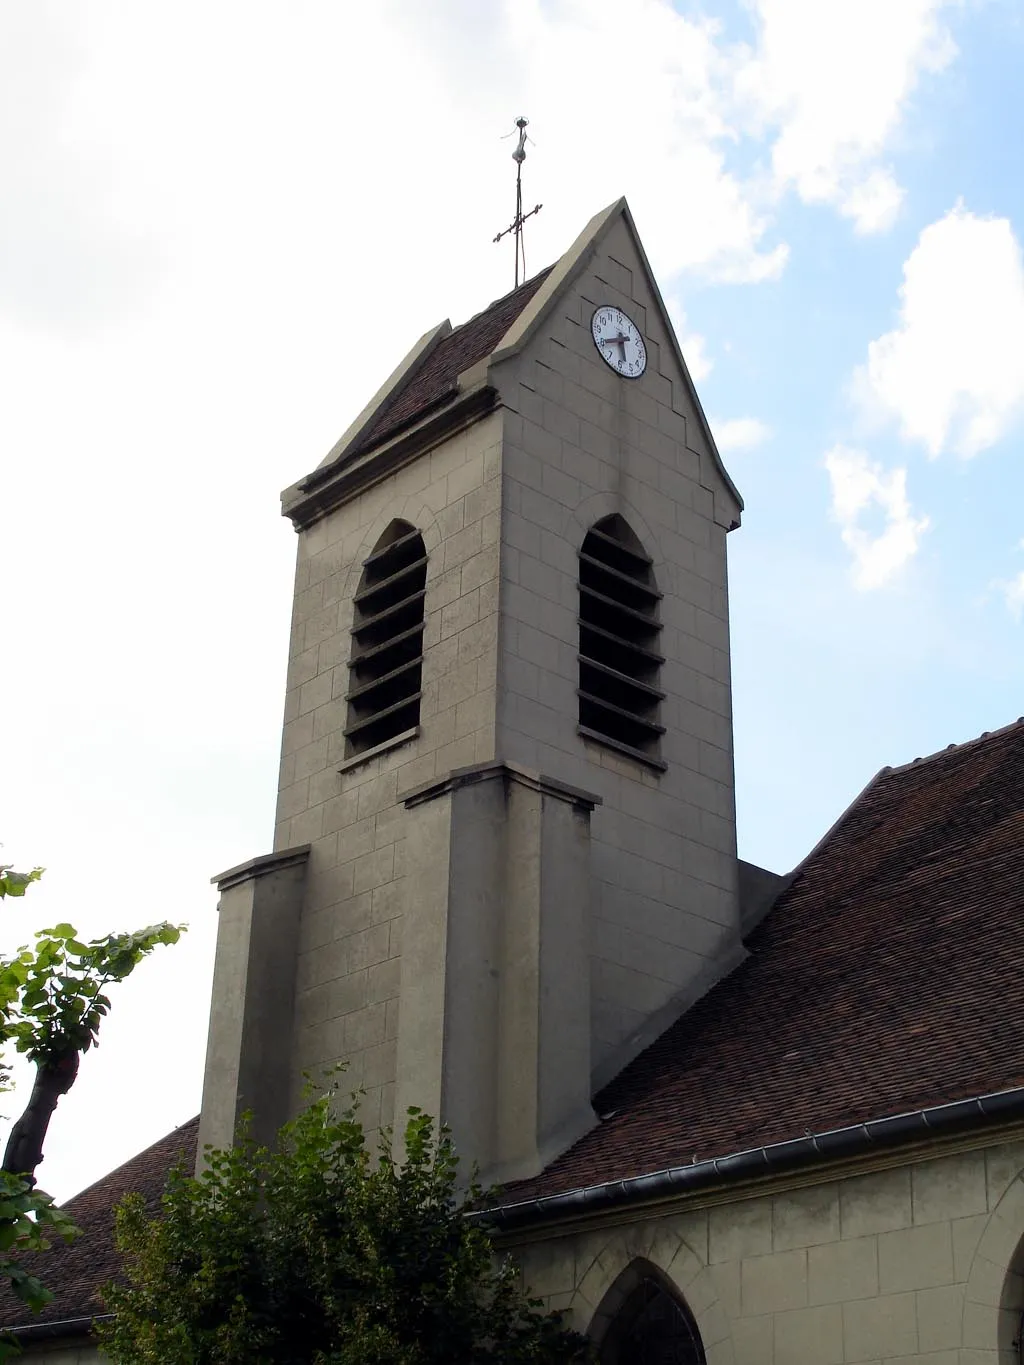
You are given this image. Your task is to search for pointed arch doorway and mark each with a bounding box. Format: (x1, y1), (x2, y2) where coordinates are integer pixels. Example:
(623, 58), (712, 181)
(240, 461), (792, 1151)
(594, 1260), (707, 1365)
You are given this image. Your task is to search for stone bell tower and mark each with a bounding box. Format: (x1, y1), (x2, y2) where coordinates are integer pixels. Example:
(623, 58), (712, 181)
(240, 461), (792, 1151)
(198, 199), (745, 1185)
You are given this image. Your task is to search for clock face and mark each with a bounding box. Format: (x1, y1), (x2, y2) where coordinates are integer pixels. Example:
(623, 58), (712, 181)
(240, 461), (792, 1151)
(591, 306), (647, 379)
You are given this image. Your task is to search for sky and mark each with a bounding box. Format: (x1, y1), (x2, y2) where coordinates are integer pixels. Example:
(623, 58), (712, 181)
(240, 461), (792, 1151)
(1, 0), (1022, 1203)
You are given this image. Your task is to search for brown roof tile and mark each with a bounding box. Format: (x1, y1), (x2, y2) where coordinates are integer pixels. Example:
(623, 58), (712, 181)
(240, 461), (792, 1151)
(9, 721), (1024, 1318)
(347, 267), (552, 459)
(512, 719), (1024, 1199)
(0, 1118), (198, 1330)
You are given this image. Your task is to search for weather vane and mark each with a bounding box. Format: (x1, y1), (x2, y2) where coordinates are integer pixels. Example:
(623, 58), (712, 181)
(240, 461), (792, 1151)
(493, 116), (542, 289)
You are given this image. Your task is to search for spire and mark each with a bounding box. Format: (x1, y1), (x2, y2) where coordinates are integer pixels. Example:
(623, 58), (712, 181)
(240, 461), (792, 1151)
(493, 116), (543, 288)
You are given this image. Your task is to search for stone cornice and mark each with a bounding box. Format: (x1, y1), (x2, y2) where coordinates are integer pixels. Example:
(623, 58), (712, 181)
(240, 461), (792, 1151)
(211, 845), (311, 893)
(403, 760), (602, 813)
(281, 385), (499, 530)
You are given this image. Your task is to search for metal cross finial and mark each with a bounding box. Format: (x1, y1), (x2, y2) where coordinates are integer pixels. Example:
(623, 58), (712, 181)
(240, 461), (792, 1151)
(493, 116), (542, 289)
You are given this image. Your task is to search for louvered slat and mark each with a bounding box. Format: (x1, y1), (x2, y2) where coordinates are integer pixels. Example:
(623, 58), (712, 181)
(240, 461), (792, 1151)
(578, 516), (663, 765)
(345, 522), (428, 757)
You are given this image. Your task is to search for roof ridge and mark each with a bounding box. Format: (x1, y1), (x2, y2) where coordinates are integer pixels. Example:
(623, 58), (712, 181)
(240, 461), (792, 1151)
(880, 715), (1024, 779)
(451, 264), (554, 334)
(64, 1114), (199, 1207)
(333, 266), (556, 466)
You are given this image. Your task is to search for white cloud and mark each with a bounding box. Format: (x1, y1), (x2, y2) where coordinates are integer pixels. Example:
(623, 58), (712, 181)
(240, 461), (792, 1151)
(667, 298), (713, 380)
(823, 445), (930, 588)
(683, 332), (714, 383)
(839, 168), (906, 236)
(858, 204), (1024, 456)
(735, 0), (957, 232)
(994, 541), (1024, 620)
(713, 417), (772, 452)
(449, 0), (789, 285)
(999, 573), (1024, 620)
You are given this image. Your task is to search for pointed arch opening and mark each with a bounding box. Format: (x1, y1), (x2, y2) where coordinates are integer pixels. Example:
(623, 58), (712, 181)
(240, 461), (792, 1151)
(1001, 1228), (1024, 1364)
(592, 1259), (706, 1365)
(578, 514), (665, 769)
(344, 520), (427, 757)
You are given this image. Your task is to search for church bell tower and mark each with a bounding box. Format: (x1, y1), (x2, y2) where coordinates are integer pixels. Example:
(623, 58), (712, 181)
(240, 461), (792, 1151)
(199, 199), (744, 1185)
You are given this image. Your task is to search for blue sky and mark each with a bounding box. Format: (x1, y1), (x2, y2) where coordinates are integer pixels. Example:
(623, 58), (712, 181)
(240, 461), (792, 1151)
(1, 0), (1022, 1199)
(695, 2), (1024, 869)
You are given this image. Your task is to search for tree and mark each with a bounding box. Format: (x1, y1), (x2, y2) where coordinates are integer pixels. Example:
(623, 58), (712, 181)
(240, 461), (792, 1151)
(0, 859), (183, 1347)
(0, 862), (184, 1182)
(100, 1084), (589, 1364)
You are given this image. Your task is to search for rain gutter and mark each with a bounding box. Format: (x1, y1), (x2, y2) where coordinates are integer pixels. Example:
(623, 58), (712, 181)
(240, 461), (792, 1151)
(3, 1312), (113, 1342)
(483, 1085), (1024, 1231)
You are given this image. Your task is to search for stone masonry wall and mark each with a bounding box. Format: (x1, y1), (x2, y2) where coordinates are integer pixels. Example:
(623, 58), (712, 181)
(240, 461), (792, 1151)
(492, 213), (744, 1075)
(27, 1135), (1024, 1359)
(272, 410), (503, 1138)
(516, 1137), (1024, 1365)
(24, 1139), (1024, 1364)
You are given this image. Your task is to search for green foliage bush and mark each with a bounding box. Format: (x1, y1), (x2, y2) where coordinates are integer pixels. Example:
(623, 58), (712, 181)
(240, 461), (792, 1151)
(101, 1084), (588, 1365)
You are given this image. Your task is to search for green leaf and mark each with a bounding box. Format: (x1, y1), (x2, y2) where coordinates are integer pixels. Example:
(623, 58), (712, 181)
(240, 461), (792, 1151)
(0, 867), (43, 900)
(96, 1082), (587, 1365)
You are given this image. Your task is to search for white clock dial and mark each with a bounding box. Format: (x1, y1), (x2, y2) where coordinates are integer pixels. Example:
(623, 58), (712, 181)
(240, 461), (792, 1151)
(591, 306), (647, 379)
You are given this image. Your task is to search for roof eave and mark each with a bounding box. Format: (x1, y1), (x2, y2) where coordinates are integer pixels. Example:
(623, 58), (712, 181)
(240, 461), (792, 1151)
(3, 1312), (112, 1342)
(281, 317), (453, 506)
(482, 1085), (1024, 1234)
(282, 383), (499, 529)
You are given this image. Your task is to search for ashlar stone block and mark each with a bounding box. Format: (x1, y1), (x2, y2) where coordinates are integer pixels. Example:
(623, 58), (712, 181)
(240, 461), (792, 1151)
(808, 1235), (878, 1304)
(842, 1291), (917, 1362)
(773, 1303), (843, 1365)
(913, 1151), (988, 1225)
(961, 1299), (1019, 1352)
(984, 1144), (1024, 1210)
(731, 1314), (774, 1365)
(878, 1222), (954, 1293)
(773, 1183), (841, 1252)
(916, 1283), (965, 1352)
(708, 1259), (740, 1317)
(840, 1167), (912, 1239)
(952, 1212), (989, 1282)
(740, 1249), (807, 1315)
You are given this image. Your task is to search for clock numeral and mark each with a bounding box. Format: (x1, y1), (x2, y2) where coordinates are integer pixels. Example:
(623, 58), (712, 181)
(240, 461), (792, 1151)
(593, 306), (646, 378)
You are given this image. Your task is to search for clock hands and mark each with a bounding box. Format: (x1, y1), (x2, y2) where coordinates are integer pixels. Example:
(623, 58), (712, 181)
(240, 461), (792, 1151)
(592, 306), (647, 378)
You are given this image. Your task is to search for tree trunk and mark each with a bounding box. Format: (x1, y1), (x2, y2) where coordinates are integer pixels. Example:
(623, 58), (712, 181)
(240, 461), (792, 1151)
(3, 1052), (80, 1183)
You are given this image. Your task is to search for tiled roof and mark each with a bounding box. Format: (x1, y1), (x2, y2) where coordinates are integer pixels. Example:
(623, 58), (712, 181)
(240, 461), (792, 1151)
(347, 267), (552, 459)
(0, 1118), (198, 1331)
(511, 718), (1024, 1200)
(7, 720), (1024, 1325)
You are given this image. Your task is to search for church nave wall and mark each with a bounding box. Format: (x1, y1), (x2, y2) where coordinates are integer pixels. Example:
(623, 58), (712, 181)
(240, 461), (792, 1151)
(513, 1138), (1024, 1365)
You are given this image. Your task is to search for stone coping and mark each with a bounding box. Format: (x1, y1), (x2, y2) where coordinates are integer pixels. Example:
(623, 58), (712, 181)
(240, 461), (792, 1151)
(403, 760), (602, 812)
(211, 845), (311, 893)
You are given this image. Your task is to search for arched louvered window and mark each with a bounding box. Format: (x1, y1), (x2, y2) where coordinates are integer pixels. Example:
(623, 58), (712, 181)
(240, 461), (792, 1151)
(600, 1273), (706, 1365)
(578, 515), (665, 768)
(344, 521), (427, 758)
